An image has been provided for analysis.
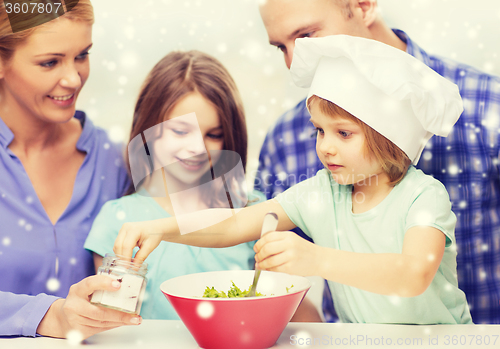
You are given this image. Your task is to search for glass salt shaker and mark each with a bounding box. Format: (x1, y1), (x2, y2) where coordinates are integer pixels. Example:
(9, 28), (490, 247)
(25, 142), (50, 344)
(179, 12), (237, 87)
(91, 253), (148, 315)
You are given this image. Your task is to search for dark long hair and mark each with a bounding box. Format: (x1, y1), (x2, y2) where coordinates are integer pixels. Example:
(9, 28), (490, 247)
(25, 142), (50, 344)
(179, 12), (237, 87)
(125, 51), (248, 207)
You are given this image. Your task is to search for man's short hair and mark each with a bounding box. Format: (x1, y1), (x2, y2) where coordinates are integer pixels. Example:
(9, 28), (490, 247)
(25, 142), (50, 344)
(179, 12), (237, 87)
(333, 0), (354, 19)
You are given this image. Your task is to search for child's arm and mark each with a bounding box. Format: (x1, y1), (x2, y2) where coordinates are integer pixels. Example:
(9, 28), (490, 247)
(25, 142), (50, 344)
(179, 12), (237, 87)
(113, 199), (296, 263)
(255, 226), (446, 297)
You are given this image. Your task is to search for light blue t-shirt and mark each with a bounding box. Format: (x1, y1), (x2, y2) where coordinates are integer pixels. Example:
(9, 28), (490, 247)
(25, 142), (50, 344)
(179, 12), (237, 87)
(84, 190), (264, 320)
(276, 166), (472, 324)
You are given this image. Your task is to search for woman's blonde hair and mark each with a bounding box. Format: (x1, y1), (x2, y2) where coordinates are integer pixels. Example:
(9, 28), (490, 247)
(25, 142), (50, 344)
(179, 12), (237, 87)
(0, 0), (94, 62)
(125, 50), (248, 208)
(308, 95), (411, 186)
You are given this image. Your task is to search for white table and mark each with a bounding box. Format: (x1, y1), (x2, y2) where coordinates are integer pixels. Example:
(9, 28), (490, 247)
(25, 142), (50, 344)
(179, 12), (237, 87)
(2, 320), (499, 348)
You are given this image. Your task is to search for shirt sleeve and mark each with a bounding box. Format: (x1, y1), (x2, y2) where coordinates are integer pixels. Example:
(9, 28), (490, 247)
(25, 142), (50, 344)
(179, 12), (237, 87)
(274, 175), (328, 239)
(84, 200), (122, 258)
(405, 179), (457, 247)
(0, 292), (60, 337)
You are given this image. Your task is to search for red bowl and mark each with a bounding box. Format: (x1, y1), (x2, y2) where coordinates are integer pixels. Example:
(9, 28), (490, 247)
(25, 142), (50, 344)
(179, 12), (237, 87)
(160, 270), (311, 349)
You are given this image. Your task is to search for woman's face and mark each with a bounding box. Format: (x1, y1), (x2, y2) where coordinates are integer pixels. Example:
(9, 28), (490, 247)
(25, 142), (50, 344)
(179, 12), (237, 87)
(151, 91), (225, 188)
(0, 18), (92, 124)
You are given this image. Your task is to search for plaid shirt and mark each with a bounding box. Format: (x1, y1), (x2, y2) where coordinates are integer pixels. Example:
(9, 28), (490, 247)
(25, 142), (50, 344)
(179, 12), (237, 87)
(254, 30), (500, 324)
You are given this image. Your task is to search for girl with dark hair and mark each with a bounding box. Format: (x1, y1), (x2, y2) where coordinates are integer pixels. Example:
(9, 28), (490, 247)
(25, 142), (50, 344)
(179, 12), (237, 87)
(84, 50), (264, 319)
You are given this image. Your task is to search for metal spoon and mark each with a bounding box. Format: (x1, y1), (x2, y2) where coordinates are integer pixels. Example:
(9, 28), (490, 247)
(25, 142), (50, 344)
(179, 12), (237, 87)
(245, 212), (279, 297)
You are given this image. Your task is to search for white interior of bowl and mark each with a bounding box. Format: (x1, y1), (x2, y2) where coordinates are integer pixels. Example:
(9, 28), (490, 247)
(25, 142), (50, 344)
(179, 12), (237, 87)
(160, 270), (311, 300)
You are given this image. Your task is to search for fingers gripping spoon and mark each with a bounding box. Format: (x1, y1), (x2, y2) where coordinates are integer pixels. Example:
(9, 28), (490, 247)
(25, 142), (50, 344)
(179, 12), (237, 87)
(245, 212), (279, 297)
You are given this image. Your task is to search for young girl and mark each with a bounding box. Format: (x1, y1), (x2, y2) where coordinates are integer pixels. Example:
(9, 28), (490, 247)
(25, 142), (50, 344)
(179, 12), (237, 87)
(84, 50), (264, 319)
(113, 36), (473, 324)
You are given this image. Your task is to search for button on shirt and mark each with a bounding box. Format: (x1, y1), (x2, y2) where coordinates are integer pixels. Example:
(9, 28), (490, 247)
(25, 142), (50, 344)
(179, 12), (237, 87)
(254, 30), (500, 324)
(0, 111), (130, 336)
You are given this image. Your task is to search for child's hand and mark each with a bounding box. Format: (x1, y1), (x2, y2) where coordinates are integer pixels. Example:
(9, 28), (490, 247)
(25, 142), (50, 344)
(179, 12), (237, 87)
(114, 219), (168, 263)
(254, 231), (321, 277)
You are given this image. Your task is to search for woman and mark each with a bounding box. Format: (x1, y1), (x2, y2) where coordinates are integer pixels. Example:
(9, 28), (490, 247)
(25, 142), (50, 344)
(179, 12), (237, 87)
(0, 1), (141, 339)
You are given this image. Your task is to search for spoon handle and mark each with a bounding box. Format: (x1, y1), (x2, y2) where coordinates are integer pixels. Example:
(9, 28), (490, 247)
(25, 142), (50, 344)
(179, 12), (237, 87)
(260, 212), (279, 238)
(246, 212), (279, 297)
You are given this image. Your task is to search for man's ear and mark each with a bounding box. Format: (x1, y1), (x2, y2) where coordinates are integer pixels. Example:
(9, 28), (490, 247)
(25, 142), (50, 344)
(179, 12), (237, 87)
(357, 0), (378, 27)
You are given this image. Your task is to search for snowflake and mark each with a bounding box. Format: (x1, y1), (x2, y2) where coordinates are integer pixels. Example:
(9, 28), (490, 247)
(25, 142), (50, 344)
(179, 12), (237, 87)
(66, 329), (83, 346)
(46, 278), (61, 292)
(108, 126), (126, 143)
(106, 61), (117, 71)
(293, 330), (312, 346)
(277, 172), (287, 181)
(448, 165), (459, 175)
(257, 105), (267, 115)
(196, 301), (214, 319)
(118, 76), (128, 85)
(388, 295), (401, 306)
(217, 43), (227, 53)
(116, 211), (127, 220)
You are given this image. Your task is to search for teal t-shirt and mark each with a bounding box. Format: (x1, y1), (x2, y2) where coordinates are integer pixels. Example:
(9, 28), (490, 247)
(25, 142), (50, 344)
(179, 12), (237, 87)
(84, 190), (264, 319)
(275, 166), (472, 324)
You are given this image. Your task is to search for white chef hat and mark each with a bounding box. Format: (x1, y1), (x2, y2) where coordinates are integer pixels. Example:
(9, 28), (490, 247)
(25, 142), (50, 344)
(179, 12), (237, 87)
(290, 35), (463, 165)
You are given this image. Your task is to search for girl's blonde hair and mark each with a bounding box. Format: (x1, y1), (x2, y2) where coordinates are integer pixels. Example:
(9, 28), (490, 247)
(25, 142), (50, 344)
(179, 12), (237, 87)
(308, 95), (411, 186)
(0, 0), (94, 62)
(125, 50), (248, 207)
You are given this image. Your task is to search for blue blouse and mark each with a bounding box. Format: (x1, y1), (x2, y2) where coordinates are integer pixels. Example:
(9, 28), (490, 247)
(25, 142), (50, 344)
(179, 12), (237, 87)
(0, 111), (130, 336)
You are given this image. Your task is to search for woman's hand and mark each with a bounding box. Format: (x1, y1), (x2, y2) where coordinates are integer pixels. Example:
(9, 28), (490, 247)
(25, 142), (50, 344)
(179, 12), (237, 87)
(37, 275), (142, 339)
(254, 231), (322, 277)
(114, 219), (168, 263)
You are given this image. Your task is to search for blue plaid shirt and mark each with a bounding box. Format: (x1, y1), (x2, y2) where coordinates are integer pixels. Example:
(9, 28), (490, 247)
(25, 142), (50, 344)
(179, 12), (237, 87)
(254, 30), (500, 324)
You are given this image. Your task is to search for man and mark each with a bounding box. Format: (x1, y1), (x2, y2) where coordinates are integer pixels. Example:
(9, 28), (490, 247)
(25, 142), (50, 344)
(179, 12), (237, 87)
(255, 0), (500, 324)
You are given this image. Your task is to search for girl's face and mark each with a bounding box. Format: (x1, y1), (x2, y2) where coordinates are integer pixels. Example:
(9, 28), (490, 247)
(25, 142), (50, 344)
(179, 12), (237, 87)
(155, 91), (224, 187)
(309, 102), (385, 187)
(0, 18), (92, 124)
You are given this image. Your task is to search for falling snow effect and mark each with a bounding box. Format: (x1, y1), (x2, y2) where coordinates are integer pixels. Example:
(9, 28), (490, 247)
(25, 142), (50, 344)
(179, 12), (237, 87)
(116, 211), (126, 220)
(66, 329), (84, 346)
(196, 301), (215, 319)
(46, 278), (61, 292)
(293, 330), (312, 347)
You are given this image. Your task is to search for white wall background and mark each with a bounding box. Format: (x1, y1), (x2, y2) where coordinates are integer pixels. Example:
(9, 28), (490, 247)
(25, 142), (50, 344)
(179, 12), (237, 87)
(77, 0), (500, 181)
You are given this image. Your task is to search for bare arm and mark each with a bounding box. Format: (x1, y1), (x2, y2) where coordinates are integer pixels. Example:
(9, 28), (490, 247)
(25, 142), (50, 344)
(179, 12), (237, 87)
(114, 199), (296, 263)
(256, 226), (446, 297)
